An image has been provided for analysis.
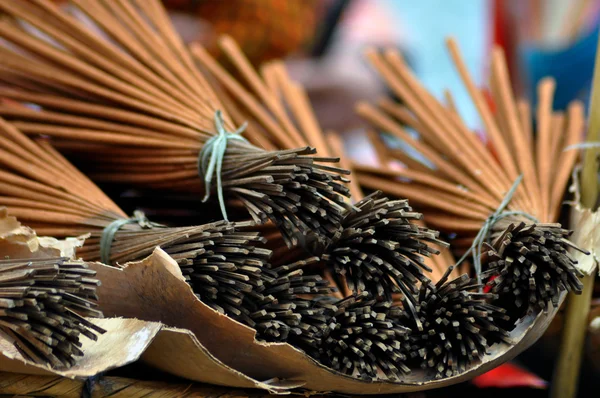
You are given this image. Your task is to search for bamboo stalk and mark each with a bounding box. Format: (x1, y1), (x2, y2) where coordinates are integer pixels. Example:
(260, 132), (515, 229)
(551, 35), (600, 398)
(551, 34), (600, 398)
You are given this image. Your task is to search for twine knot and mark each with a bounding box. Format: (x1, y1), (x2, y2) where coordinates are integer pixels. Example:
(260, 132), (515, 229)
(100, 210), (157, 264)
(455, 175), (539, 286)
(198, 110), (248, 221)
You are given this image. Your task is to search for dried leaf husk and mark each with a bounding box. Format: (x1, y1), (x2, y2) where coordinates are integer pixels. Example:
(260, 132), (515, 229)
(482, 222), (587, 326)
(85, 228), (573, 394)
(322, 191), (448, 301)
(0, 257), (105, 368)
(0, 0), (351, 249)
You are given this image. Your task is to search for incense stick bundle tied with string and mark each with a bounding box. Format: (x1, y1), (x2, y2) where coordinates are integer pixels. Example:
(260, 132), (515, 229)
(356, 40), (588, 327)
(0, 0), (352, 250)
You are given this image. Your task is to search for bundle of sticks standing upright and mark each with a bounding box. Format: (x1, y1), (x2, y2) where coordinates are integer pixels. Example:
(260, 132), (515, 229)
(355, 39), (588, 325)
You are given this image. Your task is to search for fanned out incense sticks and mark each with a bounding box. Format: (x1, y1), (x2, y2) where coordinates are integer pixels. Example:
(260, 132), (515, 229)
(190, 42), (451, 301)
(405, 268), (511, 379)
(0, 257), (105, 369)
(482, 222), (586, 325)
(356, 41), (584, 243)
(322, 192), (446, 301)
(317, 292), (412, 381)
(0, 0), (351, 250)
(356, 41), (587, 325)
(242, 256), (336, 343)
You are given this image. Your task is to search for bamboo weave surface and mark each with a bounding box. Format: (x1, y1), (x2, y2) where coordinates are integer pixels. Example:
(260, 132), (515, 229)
(0, 372), (320, 398)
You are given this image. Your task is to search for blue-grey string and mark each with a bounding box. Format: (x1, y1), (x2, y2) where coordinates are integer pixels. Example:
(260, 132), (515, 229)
(99, 210), (155, 264)
(455, 175), (539, 287)
(198, 110), (248, 221)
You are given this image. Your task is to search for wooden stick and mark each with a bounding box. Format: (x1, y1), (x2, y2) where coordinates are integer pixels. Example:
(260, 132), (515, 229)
(365, 129), (392, 167)
(490, 47), (541, 218)
(550, 102), (585, 220)
(327, 132), (364, 201)
(536, 78), (556, 222)
(446, 38), (519, 181)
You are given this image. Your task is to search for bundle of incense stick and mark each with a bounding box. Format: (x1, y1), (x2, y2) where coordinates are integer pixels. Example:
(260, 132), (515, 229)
(354, 41), (586, 318)
(0, 257), (105, 369)
(189, 44), (454, 301)
(481, 222), (586, 325)
(404, 266), (511, 379)
(0, 119), (283, 326)
(322, 191), (446, 302)
(317, 292), (412, 381)
(256, 257), (335, 343)
(0, 0), (351, 251)
(356, 41), (584, 245)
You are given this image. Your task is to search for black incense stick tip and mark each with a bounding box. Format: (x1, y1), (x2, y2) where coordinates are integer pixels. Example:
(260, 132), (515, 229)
(0, 257), (105, 369)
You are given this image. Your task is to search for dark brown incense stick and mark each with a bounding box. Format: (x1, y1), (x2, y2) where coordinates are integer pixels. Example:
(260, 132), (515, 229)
(0, 257), (105, 368)
(482, 222), (586, 324)
(322, 192), (447, 301)
(405, 267), (511, 379)
(318, 292), (411, 381)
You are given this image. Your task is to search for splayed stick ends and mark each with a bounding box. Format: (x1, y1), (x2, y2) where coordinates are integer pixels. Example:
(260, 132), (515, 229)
(0, 257), (105, 368)
(482, 222), (586, 324)
(255, 257), (336, 344)
(405, 268), (511, 379)
(317, 292), (412, 381)
(322, 192), (448, 301)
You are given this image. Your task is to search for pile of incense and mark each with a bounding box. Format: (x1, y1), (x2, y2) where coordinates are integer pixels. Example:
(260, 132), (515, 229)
(0, 0), (351, 250)
(0, 257), (105, 369)
(190, 40), (454, 300)
(0, 118), (282, 329)
(403, 266), (511, 379)
(317, 292), (412, 381)
(355, 40), (586, 324)
(322, 191), (446, 302)
(0, 119), (340, 346)
(481, 222), (586, 325)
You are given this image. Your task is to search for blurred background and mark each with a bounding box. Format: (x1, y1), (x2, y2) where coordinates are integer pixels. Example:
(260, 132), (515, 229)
(159, 0), (600, 166)
(51, 0), (600, 396)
